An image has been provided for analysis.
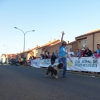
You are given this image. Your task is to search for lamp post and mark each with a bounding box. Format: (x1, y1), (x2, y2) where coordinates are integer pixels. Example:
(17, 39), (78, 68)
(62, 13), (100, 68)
(14, 27), (35, 52)
(3, 45), (14, 64)
(3, 45), (14, 54)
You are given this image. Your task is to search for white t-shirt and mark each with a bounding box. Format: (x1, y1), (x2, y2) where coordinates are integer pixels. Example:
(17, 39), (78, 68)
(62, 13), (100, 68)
(68, 52), (74, 57)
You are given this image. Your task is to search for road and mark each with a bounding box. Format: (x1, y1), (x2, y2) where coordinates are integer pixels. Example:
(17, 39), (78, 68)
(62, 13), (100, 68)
(0, 65), (100, 100)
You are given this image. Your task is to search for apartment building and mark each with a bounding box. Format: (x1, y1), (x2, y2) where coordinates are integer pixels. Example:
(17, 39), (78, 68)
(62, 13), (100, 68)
(34, 40), (61, 58)
(75, 29), (100, 51)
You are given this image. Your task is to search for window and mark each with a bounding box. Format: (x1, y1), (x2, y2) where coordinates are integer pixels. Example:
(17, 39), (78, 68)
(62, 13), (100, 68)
(78, 41), (81, 44)
(84, 39), (87, 45)
(36, 50), (38, 53)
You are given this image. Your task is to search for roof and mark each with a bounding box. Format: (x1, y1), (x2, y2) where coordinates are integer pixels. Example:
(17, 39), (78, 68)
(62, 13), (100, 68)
(17, 50), (32, 55)
(43, 40), (61, 50)
(15, 40), (60, 54)
(17, 47), (37, 55)
(37, 39), (60, 49)
(6, 54), (16, 58)
(75, 29), (100, 38)
(1, 54), (6, 56)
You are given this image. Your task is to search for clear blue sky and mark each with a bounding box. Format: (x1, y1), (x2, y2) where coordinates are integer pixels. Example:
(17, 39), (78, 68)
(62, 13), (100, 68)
(0, 0), (100, 55)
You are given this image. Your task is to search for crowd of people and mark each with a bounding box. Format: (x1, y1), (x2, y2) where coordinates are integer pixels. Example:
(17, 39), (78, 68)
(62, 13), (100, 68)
(69, 44), (100, 58)
(9, 43), (100, 67)
(10, 56), (26, 66)
(9, 55), (38, 66)
(38, 43), (100, 63)
(40, 50), (59, 66)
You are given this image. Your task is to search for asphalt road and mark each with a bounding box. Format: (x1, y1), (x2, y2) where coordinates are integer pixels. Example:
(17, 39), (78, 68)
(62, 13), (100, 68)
(0, 65), (100, 100)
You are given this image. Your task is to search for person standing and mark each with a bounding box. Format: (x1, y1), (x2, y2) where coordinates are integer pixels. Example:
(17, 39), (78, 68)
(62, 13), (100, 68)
(97, 44), (100, 56)
(59, 31), (72, 78)
(68, 48), (74, 57)
(84, 47), (92, 57)
(54, 50), (59, 58)
(51, 52), (57, 66)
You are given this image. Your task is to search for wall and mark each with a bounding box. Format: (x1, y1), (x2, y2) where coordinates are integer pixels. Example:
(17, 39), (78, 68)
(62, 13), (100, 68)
(94, 32), (100, 51)
(77, 39), (85, 49)
(87, 34), (93, 51)
(47, 43), (60, 54)
(76, 32), (100, 52)
(35, 48), (42, 58)
(67, 44), (72, 52)
(1, 55), (6, 63)
(72, 42), (77, 52)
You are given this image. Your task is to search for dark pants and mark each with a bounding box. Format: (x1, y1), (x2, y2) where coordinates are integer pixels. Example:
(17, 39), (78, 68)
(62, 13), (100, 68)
(51, 60), (55, 65)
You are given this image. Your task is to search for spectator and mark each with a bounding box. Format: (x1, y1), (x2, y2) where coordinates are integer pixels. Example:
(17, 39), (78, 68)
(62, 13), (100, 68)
(24, 57), (27, 65)
(32, 56), (36, 60)
(81, 48), (85, 57)
(28, 56), (32, 65)
(97, 44), (100, 56)
(40, 54), (43, 60)
(51, 52), (57, 66)
(68, 48), (74, 57)
(44, 53), (48, 59)
(78, 49), (82, 57)
(47, 52), (51, 59)
(20, 57), (24, 65)
(84, 47), (92, 57)
(54, 50), (59, 58)
(15, 57), (19, 65)
(75, 49), (80, 57)
(42, 54), (44, 59)
(11, 58), (15, 65)
(91, 51), (95, 57)
(78, 49), (85, 59)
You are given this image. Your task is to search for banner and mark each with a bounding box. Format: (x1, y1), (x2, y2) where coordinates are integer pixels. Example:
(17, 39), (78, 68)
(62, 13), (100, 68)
(31, 57), (100, 72)
(31, 59), (40, 68)
(40, 59), (59, 67)
(67, 57), (100, 72)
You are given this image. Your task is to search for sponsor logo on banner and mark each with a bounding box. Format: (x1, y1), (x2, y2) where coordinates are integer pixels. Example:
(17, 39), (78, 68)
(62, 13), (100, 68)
(68, 61), (73, 67)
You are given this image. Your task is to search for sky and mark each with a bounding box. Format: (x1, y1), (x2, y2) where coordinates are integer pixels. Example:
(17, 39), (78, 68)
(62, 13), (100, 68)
(0, 0), (100, 55)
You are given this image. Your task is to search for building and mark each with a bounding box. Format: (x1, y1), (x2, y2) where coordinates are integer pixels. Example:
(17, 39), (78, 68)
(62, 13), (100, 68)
(75, 29), (100, 52)
(67, 41), (76, 52)
(17, 49), (34, 60)
(34, 39), (61, 58)
(0, 54), (7, 63)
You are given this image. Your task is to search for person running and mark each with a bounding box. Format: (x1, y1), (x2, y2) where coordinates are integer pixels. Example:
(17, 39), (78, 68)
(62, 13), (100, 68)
(58, 31), (72, 78)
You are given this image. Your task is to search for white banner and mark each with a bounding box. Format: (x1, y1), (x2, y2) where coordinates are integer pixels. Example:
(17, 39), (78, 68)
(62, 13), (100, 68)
(67, 57), (100, 72)
(40, 59), (59, 67)
(31, 59), (41, 68)
(31, 57), (100, 72)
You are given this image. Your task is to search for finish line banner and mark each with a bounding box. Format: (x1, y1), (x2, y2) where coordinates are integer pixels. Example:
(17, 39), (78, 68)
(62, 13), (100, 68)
(67, 57), (100, 72)
(31, 57), (100, 72)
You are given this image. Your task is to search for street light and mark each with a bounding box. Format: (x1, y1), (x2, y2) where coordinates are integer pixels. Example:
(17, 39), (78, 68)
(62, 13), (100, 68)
(3, 45), (14, 54)
(14, 27), (35, 52)
(3, 45), (14, 64)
